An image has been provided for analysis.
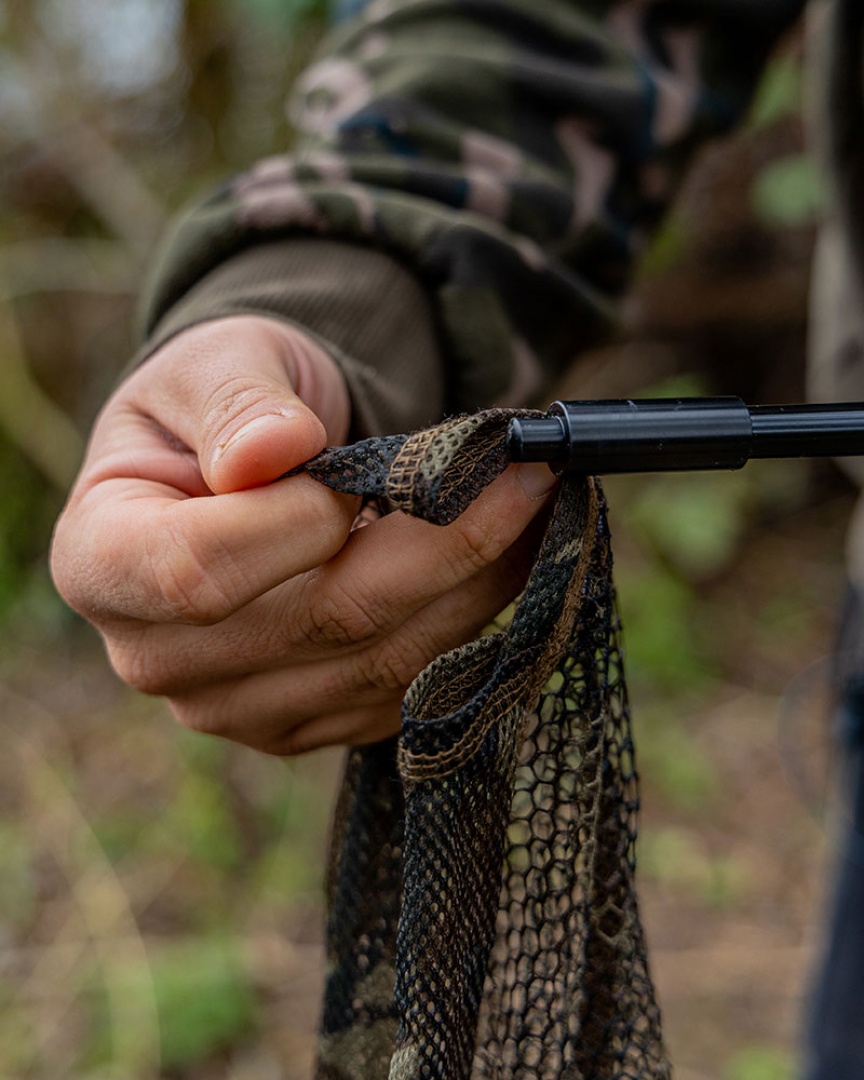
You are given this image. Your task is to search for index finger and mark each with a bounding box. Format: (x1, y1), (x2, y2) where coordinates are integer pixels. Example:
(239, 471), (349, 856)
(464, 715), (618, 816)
(52, 408), (359, 626)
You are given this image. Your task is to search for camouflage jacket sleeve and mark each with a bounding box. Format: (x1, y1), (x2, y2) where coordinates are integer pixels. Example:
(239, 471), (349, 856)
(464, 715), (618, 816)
(140, 0), (806, 436)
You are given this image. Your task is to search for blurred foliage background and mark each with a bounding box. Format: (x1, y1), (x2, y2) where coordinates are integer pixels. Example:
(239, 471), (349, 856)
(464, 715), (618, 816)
(0, 0), (329, 619)
(0, 2), (853, 1078)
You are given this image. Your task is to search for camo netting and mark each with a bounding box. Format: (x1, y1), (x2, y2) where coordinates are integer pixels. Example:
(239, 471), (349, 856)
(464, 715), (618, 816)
(299, 410), (669, 1080)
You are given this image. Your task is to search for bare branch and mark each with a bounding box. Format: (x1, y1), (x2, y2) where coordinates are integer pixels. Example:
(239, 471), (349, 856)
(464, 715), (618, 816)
(0, 303), (85, 491)
(6, 47), (168, 258)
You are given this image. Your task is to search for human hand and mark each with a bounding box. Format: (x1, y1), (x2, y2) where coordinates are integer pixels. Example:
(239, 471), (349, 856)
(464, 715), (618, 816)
(51, 315), (558, 755)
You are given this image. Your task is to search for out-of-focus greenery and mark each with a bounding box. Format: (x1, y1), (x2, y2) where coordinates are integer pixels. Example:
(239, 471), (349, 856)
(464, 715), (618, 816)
(0, 679), (339, 1078)
(748, 50), (826, 228)
(0, 0), (327, 621)
(753, 155), (826, 229)
(0, 7), (846, 1078)
(2, 5), (340, 1077)
(747, 49), (826, 229)
(724, 1045), (794, 1080)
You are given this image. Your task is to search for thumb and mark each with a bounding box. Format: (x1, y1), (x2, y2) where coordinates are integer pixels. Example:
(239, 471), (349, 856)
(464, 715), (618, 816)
(209, 394), (324, 494)
(131, 316), (350, 494)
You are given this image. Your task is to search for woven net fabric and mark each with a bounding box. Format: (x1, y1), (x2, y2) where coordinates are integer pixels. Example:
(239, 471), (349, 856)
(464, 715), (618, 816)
(298, 410), (669, 1080)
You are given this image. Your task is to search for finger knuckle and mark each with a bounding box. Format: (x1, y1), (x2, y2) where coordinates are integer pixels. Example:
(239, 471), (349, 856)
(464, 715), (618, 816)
(303, 580), (385, 648)
(364, 637), (427, 694)
(167, 697), (227, 739)
(277, 728), (313, 758)
(50, 521), (105, 620)
(107, 641), (179, 697)
(203, 375), (274, 434)
(50, 550), (91, 617)
(451, 516), (505, 574)
(147, 528), (240, 625)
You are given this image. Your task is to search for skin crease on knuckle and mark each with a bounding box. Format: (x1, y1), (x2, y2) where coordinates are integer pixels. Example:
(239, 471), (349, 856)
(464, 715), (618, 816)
(448, 514), (507, 575)
(165, 694), (230, 741)
(337, 554), (527, 704)
(161, 676), (395, 754)
(199, 374), (285, 443)
(358, 635), (433, 697)
(296, 495), (530, 654)
(49, 524), (96, 619)
(441, 472), (547, 581)
(144, 521), (241, 627)
(276, 704), (403, 756)
(299, 572), (393, 650)
(51, 508), (160, 627)
(105, 635), (180, 699)
(103, 615), (241, 699)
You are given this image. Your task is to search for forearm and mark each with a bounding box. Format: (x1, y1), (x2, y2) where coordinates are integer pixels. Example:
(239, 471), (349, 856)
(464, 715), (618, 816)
(139, 0), (807, 428)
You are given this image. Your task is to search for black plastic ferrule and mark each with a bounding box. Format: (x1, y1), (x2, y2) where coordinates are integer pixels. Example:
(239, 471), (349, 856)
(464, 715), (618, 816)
(507, 398), (864, 474)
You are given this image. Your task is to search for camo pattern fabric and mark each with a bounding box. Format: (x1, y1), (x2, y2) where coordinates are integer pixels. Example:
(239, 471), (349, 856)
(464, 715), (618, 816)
(298, 410), (668, 1079)
(142, 0), (805, 418)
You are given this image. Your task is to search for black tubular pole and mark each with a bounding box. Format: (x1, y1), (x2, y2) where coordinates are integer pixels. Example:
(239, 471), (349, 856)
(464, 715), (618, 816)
(507, 398), (864, 474)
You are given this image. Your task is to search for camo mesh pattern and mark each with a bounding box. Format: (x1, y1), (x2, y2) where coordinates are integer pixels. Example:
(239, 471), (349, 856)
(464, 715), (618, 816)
(305, 411), (669, 1080)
